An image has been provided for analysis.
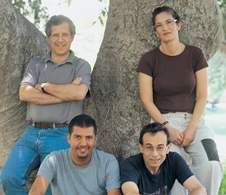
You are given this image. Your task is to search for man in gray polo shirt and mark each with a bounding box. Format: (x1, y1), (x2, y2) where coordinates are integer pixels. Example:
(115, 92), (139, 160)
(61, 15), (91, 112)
(1, 15), (91, 195)
(29, 114), (121, 195)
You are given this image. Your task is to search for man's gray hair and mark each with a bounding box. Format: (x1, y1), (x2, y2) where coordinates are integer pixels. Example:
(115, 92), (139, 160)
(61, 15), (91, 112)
(45, 15), (76, 37)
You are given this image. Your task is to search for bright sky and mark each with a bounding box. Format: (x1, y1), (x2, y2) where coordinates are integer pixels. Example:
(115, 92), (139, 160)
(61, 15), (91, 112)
(39, 0), (108, 67)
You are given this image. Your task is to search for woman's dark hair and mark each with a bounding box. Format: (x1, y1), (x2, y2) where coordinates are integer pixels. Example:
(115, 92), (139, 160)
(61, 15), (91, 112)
(152, 6), (180, 26)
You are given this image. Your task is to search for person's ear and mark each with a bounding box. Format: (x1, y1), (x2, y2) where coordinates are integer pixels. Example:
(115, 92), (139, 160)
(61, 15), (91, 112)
(139, 144), (144, 153)
(177, 21), (182, 31)
(67, 134), (71, 144)
(155, 30), (159, 38)
(94, 135), (97, 146)
(71, 34), (75, 42)
(166, 143), (171, 154)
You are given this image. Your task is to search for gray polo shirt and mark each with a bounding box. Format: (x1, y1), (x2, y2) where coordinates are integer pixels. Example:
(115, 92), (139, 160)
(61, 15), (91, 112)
(38, 149), (120, 195)
(21, 52), (91, 123)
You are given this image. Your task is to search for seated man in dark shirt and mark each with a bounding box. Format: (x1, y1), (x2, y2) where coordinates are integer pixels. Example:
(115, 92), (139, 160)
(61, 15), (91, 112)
(120, 122), (207, 195)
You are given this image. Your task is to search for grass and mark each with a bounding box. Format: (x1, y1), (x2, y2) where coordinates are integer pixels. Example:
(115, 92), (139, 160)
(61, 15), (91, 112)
(219, 160), (226, 195)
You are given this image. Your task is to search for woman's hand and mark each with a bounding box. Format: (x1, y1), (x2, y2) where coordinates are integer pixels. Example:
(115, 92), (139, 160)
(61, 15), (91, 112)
(182, 127), (196, 146)
(168, 126), (184, 146)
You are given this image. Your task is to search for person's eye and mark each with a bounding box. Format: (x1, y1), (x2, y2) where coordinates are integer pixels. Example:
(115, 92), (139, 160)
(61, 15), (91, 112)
(52, 34), (58, 38)
(86, 136), (93, 140)
(146, 146), (153, 150)
(167, 20), (173, 24)
(63, 34), (70, 38)
(74, 135), (81, 140)
(155, 24), (162, 28)
(157, 146), (165, 151)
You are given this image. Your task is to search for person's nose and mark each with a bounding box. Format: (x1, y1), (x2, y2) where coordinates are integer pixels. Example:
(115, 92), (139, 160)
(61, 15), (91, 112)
(57, 35), (64, 42)
(151, 148), (159, 156)
(161, 23), (168, 31)
(80, 137), (87, 146)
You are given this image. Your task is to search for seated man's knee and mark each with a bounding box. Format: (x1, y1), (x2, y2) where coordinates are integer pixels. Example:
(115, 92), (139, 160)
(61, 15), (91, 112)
(1, 166), (24, 188)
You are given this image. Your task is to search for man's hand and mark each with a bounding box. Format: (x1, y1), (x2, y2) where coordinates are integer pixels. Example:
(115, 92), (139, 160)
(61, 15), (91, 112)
(35, 84), (42, 92)
(72, 77), (82, 85)
(35, 82), (50, 92)
(35, 77), (88, 101)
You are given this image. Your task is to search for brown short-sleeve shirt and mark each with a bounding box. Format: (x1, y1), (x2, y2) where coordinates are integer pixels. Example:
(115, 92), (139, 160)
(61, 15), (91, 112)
(138, 45), (208, 113)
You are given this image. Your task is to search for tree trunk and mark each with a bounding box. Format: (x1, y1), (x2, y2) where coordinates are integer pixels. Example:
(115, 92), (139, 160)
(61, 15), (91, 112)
(0, 0), (48, 166)
(85, 0), (223, 158)
(0, 0), (223, 166)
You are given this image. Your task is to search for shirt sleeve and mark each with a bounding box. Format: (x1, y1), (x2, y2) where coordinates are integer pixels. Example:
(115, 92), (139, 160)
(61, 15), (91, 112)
(105, 156), (120, 191)
(174, 153), (193, 185)
(192, 47), (208, 72)
(21, 57), (40, 86)
(137, 52), (154, 77)
(120, 159), (140, 186)
(37, 153), (57, 183)
(76, 59), (91, 88)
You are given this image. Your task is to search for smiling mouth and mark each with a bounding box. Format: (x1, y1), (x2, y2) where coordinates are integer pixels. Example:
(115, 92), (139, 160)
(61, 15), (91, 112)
(79, 145), (89, 151)
(163, 32), (171, 35)
(150, 159), (161, 163)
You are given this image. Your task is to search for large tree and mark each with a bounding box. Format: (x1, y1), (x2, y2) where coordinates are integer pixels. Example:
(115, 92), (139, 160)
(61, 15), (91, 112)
(0, 0), (223, 166)
(85, 0), (223, 158)
(0, 0), (48, 166)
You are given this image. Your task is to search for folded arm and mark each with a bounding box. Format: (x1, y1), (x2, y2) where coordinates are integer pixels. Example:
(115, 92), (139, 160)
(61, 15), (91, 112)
(19, 77), (88, 104)
(40, 79), (88, 101)
(19, 84), (62, 105)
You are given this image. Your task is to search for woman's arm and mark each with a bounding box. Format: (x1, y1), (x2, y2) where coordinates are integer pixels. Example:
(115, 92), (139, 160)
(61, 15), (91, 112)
(182, 68), (208, 146)
(138, 72), (183, 145)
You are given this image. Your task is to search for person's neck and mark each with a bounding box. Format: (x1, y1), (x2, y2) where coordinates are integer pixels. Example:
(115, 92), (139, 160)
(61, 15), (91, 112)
(51, 52), (70, 64)
(144, 161), (160, 175)
(71, 153), (92, 167)
(159, 40), (185, 56)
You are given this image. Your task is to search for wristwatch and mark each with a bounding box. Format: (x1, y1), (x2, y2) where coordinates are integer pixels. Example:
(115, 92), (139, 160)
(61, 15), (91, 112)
(41, 84), (47, 93)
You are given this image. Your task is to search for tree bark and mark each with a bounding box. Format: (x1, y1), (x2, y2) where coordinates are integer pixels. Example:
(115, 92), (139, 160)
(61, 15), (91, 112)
(0, 0), (48, 166)
(0, 0), (223, 165)
(85, 0), (223, 158)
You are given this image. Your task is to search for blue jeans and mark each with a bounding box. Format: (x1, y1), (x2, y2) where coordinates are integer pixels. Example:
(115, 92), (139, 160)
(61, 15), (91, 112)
(1, 125), (70, 195)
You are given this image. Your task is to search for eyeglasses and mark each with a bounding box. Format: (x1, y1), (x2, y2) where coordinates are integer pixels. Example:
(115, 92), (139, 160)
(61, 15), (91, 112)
(154, 18), (177, 30)
(143, 144), (167, 153)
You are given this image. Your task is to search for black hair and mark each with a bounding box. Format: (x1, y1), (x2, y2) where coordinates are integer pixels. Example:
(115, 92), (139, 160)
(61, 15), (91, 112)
(139, 122), (170, 145)
(152, 6), (180, 26)
(45, 15), (76, 37)
(68, 114), (97, 135)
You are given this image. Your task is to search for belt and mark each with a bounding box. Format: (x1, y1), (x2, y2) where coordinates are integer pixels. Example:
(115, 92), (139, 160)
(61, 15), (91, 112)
(28, 121), (68, 129)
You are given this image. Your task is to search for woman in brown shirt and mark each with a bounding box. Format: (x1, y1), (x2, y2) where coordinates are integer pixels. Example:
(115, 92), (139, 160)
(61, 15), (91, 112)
(138, 6), (222, 195)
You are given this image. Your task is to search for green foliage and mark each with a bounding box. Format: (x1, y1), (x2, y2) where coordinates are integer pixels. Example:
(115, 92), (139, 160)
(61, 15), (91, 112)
(11, 0), (48, 27)
(219, 160), (226, 195)
(218, 0), (226, 39)
(208, 49), (226, 102)
(218, 0), (226, 8)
